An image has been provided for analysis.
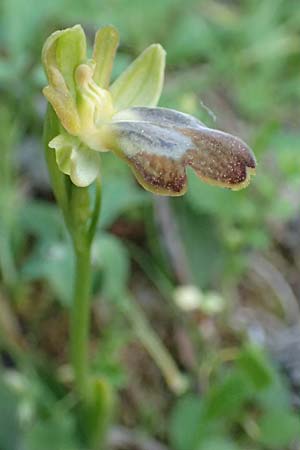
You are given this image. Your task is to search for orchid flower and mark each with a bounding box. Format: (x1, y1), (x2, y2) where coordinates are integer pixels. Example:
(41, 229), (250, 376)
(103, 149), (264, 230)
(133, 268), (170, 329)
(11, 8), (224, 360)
(42, 24), (256, 195)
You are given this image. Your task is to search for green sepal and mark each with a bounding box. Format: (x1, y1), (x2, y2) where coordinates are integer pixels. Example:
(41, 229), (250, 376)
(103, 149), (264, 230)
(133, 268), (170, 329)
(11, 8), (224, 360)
(42, 24), (86, 95)
(110, 43), (166, 110)
(42, 25), (87, 135)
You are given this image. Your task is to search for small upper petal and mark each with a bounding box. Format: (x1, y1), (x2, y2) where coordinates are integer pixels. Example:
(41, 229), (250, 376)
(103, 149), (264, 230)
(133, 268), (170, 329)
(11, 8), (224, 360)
(92, 25), (119, 89)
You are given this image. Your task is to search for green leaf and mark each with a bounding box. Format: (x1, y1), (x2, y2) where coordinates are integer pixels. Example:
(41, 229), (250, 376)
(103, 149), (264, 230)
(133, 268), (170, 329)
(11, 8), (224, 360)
(257, 411), (300, 448)
(21, 241), (73, 306)
(24, 413), (78, 450)
(203, 370), (253, 421)
(197, 436), (240, 450)
(171, 198), (226, 288)
(169, 393), (226, 450)
(169, 395), (204, 450)
(110, 43), (166, 110)
(0, 378), (21, 450)
(18, 201), (64, 242)
(257, 374), (291, 412)
(237, 344), (274, 390)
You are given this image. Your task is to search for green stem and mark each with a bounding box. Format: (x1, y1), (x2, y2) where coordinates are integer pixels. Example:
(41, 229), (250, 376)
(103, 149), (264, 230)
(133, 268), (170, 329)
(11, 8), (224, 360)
(43, 106), (109, 446)
(71, 245), (92, 399)
(123, 293), (188, 395)
(88, 178), (102, 246)
(0, 224), (18, 290)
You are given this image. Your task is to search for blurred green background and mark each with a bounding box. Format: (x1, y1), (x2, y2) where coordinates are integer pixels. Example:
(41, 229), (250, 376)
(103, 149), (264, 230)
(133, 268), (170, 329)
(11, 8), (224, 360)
(1, 0), (300, 449)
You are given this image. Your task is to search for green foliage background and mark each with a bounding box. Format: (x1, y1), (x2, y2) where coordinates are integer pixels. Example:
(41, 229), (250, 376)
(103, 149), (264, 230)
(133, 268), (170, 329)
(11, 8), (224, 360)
(1, 0), (300, 449)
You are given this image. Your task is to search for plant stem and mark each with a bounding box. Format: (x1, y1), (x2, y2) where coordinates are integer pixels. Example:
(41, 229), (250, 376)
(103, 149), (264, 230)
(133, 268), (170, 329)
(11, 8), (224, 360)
(0, 223), (18, 290)
(123, 293), (188, 395)
(88, 178), (102, 246)
(71, 245), (92, 399)
(44, 107), (109, 446)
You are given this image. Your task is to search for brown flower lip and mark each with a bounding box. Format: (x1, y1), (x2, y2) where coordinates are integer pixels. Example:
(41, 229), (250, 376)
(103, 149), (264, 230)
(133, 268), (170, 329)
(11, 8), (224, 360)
(181, 127), (256, 191)
(108, 108), (256, 196)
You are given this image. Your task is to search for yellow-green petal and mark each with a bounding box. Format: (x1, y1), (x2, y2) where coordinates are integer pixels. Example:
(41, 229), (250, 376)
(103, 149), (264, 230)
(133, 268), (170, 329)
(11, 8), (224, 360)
(92, 25), (119, 89)
(49, 134), (100, 187)
(49, 134), (75, 175)
(110, 44), (166, 111)
(69, 145), (100, 187)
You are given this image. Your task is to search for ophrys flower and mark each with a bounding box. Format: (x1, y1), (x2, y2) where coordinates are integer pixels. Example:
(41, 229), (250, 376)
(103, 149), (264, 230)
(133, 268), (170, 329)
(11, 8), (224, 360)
(42, 25), (256, 194)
